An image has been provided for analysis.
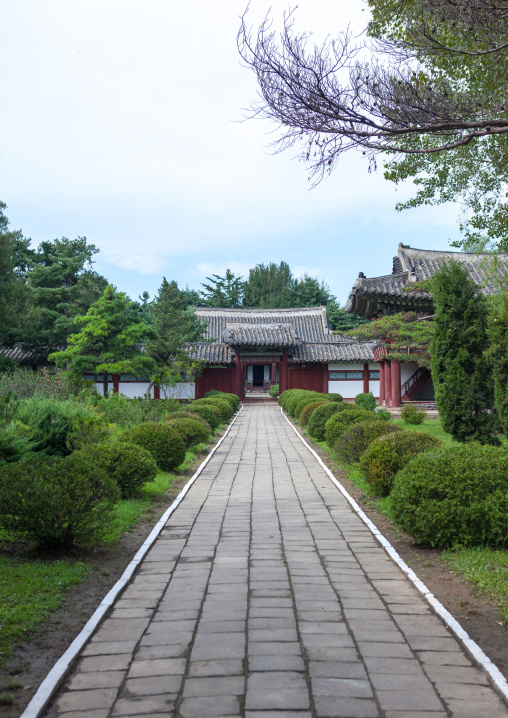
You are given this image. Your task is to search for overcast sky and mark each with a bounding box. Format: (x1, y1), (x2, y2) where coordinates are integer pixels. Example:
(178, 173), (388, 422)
(0, 0), (462, 305)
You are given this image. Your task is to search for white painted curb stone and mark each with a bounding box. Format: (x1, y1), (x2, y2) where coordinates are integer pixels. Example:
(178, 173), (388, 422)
(282, 406), (508, 702)
(21, 406), (243, 718)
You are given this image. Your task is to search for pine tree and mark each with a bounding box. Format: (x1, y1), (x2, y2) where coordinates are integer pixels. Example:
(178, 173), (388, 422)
(487, 295), (508, 438)
(431, 261), (499, 444)
(243, 262), (296, 308)
(50, 285), (156, 396)
(0, 202), (33, 345)
(200, 270), (244, 307)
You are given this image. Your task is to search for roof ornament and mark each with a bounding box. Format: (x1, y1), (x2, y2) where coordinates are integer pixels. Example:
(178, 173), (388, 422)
(358, 272), (366, 278)
(408, 265), (419, 283)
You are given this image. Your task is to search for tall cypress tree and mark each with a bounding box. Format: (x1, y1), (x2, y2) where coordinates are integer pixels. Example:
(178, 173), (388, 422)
(487, 295), (508, 438)
(431, 261), (499, 444)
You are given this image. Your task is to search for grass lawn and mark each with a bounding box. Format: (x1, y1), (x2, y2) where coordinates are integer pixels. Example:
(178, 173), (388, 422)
(392, 417), (454, 445)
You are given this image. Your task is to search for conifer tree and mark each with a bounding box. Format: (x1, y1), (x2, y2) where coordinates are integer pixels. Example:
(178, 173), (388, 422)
(487, 295), (508, 438)
(50, 285), (155, 396)
(431, 261), (499, 444)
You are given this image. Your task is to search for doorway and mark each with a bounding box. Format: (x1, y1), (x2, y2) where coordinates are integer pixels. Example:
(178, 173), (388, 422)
(252, 365), (264, 387)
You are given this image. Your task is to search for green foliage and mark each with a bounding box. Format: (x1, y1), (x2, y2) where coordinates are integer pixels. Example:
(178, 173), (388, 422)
(334, 420), (401, 465)
(326, 300), (369, 332)
(278, 389), (297, 410)
(391, 444), (508, 548)
(96, 394), (179, 428)
(375, 408), (392, 421)
(401, 404), (426, 425)
(0, 453), (120, 547)
(307, 402), (355, 441)
(293, 393), (328, 420)
(0, 357), (17, 374)
(210, 391), (240, 412)
(76, 441), (158, 498)
(355, 393), (376, 411)
(347, 312), (433, 368)
(0, 391), (19, 424)
(285, 390), (313, 417)
(327, 393), (343, 402)
(123, 422), (186, 471)
(488, 295), (508, 439)
(0, 422), (35, 464)
(165, 411), (211, 432)
(299, 400), (328, 427)
(360, 430), (443, 497)
(50, 285), (156, 397)
(325, 408), (380, 448)
(243, 261), (296, 308)
(200, 269), (244, 308)
(431, 262), (500, 445)
(193, 397), (232, 422)
(269, 384), (279, 398)
(0, 367), (75, 400)
(65, 413), (113, 451)
(16, 397), (95, 456)
(166, 418), (210, 449)
(186, 403), (219, 430)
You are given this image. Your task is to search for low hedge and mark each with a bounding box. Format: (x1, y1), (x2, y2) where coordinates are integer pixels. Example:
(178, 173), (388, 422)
(286, 391), (316, 417)
(122, 422), (186, 471)
(193, 397), (232, 422)
(324, 408), (380, 448)
(401, 404), (426, 425)
(293, 394), (329, 420)
(391, 443), (508, 547)
(166, 418), (210, 449)
(78, 441), (158, 498)
(354, 393), (376, 411)
(165, 411), (211, 432)
(205, 390), (240, 412)
(334, 420), (401, 465)
(186, 404), (219, 430)
(0, 453), (120, 547)
(278, 389), (296, 410)
(307, 402), (343, 441)
(299, 401), (329, 427)
(360, 430), (443, 497)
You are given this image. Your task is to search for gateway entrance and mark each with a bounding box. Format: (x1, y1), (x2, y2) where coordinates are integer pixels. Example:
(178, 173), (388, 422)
(252, 365), (264, 387)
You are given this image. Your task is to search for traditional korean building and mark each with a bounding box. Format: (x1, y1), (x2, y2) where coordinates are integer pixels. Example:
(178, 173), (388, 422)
(345, 243), (508, 407)
(188, 306), (378, 401)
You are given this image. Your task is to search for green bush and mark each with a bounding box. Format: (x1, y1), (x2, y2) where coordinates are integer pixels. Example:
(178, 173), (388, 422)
(278, 389), (300, 410)
(355, 393), (376, 411)
(334, 420), (401, 465)
(307, 402), (343, 440)
(77, 441), (158, 498)
(186, 404), (219, 430)
(65, 413), (114, 451)
(122, 422), (186, 471)
(293, 394), (329, 420)
(193, 397), (232, 422)
(16, 397), (95, 456)
(401, 404), (426, 425)
(269, 384), (279, 398)
(325, 408), (380, 448)
(285, 390), (312, 417)
(166, 418), (210, 449)
(97, 395), (179, 428)
(0, 422), (35, 464)
(299, 401), (329, 427)
(327, 393), (343, 402)
(391, 443), (508, 547)
(0, 453), (120, 547)
(211, 392), (241, 412)
(165, 411), (211, 432)
(375, 408), (392, 421)
(360, 430), (443, 497)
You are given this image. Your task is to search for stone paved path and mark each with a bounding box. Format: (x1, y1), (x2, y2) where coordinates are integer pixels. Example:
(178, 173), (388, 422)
(47, 404), (508, 718)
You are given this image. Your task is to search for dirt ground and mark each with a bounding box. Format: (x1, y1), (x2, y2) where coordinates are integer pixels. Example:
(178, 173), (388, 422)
(1, 415), (508, 717)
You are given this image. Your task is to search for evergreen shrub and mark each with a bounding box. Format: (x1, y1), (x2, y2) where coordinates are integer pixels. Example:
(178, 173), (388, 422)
(214, 392), (241, 412)
(334, 420), (401, 464)
(0, 422), (34, 464)
(187, 404), (219, 430)
(307, 402), (344, 441)
(0, 453), (120, 547)
(355, 393), (376, 411)
(278, 389), (295, 409)
(293, 394), (328, 420)
(360, 431), (443, 497)
(286, 390), (311, 417)
(269, 384), (279, 398)
(193, 397), (232, 422)
(165, 411), (211, 432)
(327, 393), (343, 402)
(122, 422), (186, 471)
(166, 418), (210, 448)
(391, 443), (508, 547)
(325, 409), (380, 448)
(77, 441), (158, 498)
(16, 398), (94, 456)
(400, 404), (426, 425)
(299, 401), (329, 427)
(97, 395), (179, 428)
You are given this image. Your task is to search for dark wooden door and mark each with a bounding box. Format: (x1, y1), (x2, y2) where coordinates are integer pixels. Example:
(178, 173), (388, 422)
(252, 365), (264, 387)
(288, 365), (324, 392)
(201, 368), (233, 395)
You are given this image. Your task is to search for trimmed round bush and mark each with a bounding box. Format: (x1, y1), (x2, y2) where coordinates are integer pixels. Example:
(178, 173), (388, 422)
(401, 404), (426, 425)
(327, 393), (343, 402)
(360, 430), (443, 497)
(278, 389), (296, 410)
(293, 394), (329, 420)
(355, 393), (376, 411)
(214, 392), (241, 412)
(165, 411), (211, 432)
(286, 391), (312, 417)
(0, 453), (120, 547)
(307, 402), (343, 441)
(325, 408), (380, 448)
(299, 401), (329, 427)
(391, 443), (508, 547)
(187, 404), (219, 430)
(77, 441), (158, 498)
(334, 420), (401, 465)
(166, 418), (210, 449)
(193, 397), (232, 422)
(122, 422), (186, 471)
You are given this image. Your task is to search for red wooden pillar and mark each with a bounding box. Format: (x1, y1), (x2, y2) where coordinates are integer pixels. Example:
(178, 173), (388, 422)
(391, 359), (401, 408)
(384, 360), (392, 407)
(234, 351), (242, 399)
(271, 362), (277, 384)
(280, 350), (288, 392)
(112, 374), (120, 394)
(323, 365), (328, 394)
(363, 363), (369, 395)
(379, 361), (385, 406)
(153, 383), (160, 400)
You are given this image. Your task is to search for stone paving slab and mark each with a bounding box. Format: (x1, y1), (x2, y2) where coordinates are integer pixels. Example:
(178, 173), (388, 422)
(45, 404), (508, 717)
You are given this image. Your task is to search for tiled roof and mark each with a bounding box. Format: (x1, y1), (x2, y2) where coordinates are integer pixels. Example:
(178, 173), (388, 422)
(222, 323), (298, 347)
(293, 342), (375, 363)
(195, 306), (339, 343)
(0, 344), (53, 365)
(346, 243), (508, 318)
(187, 343), (232, 363)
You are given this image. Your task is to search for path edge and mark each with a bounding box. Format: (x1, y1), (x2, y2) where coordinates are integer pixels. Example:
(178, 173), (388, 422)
(282, 407), (508, 703)
(21, 406), (244, 718)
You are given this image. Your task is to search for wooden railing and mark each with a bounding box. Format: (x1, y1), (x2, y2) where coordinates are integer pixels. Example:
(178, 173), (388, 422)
(401, 366), (427, 399)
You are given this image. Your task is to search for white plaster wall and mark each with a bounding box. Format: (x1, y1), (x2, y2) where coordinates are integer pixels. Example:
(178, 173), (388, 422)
(368, 380), (380, 397)
(401, 362), (419, 383)
(328, 380), (364, 398)
(118, 382), (152, 399)
(264, 365), (270, 381)
(328, 362), (364, 371)
(161, 382), (195, 400)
